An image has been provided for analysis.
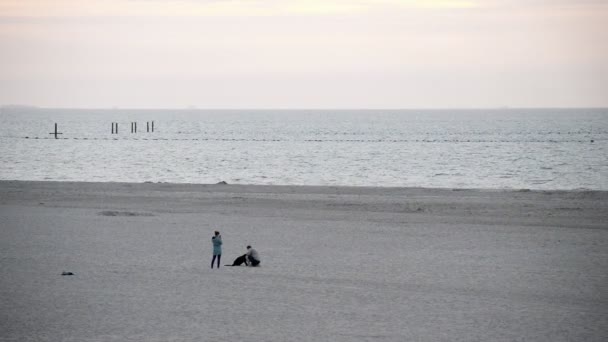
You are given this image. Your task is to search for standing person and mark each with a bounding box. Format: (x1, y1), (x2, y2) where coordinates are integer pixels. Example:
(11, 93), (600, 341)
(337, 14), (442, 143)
(245, 245), (261, 267)
(211, 231), (222, 269)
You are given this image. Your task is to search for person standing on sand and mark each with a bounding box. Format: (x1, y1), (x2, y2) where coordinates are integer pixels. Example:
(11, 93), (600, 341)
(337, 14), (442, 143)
(211, 231), (222, 269)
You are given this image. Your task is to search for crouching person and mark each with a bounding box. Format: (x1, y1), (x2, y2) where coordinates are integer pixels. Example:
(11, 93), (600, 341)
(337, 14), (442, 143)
(245, 245), (261, 267)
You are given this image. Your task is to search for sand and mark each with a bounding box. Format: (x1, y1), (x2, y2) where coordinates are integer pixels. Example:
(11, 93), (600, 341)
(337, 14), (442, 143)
(1, 180), (607, 341)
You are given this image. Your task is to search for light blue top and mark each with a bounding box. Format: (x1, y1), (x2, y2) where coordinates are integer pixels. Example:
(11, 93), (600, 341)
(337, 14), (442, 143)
(212, 235), (222, 255)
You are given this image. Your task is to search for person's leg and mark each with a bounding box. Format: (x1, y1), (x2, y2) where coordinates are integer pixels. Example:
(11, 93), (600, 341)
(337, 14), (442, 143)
(247, 255), (259, 267)
(217, 255), (221, 268)
(211, 255), (217, 268)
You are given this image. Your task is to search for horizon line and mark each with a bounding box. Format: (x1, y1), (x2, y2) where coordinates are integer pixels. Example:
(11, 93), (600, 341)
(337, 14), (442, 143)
(2, 105), (608, 111)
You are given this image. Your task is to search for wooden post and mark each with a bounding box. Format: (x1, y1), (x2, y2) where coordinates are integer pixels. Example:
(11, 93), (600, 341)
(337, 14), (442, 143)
(152, 121), (154, 132)
(49, 123), (63, 139)
(147, 121), (149, 133)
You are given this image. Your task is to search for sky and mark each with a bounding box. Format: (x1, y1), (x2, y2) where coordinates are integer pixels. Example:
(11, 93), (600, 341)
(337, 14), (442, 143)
(0, 0), (606, 108)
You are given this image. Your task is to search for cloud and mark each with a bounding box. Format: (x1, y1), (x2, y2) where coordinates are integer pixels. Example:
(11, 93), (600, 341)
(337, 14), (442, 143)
(1, 0), (606, 108)
(0, 0), (479, 17)
(3, 0), (607, 18)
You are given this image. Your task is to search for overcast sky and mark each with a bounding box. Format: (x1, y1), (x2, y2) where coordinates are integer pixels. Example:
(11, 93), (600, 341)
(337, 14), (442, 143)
(0, 0), (606, 108)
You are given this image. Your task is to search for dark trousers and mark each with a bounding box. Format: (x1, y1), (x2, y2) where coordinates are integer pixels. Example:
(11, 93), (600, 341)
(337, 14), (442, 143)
(211, 254), (221, 268)
(247, 255), (260, 267)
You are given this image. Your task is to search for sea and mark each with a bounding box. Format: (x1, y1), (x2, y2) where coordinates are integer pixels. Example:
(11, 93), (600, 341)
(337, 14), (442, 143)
(1, 107), (606, 190)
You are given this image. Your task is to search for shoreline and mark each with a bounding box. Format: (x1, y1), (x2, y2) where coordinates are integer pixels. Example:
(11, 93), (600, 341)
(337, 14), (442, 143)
(2, 179), (606, 194)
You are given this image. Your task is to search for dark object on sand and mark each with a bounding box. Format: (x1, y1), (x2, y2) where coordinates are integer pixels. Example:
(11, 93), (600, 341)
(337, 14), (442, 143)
(217, 181), (228, 185)
(225, 254), (248, 266)
(61, 271), (74, 276)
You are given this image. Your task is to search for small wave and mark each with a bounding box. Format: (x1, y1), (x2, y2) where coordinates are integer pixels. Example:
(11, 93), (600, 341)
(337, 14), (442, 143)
(529, 179), (553, 185)
(98, 211), (154, 217)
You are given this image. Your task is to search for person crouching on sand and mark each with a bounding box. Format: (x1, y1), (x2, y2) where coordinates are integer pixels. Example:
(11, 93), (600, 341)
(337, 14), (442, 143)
(211, 231), (222, 269)
(245, 245), (260, 267)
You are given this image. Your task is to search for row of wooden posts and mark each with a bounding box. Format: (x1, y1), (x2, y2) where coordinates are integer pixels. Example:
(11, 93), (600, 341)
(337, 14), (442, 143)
(111, 121), (155, 134)
(49, 121), (155, 139)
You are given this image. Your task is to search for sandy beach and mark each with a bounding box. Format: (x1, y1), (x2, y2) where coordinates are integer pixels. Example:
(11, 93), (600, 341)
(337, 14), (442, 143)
(1, 180), (607, 341)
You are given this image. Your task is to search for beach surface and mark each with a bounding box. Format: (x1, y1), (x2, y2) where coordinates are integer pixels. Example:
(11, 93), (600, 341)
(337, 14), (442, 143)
(1, 180), (607, 341)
